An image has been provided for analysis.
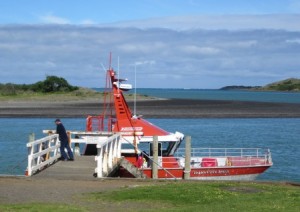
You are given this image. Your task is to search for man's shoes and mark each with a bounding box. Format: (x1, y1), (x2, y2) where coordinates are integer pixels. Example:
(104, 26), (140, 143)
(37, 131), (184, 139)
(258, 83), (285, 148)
(60, 157), (74, 161)
(59, 157), (68, 161)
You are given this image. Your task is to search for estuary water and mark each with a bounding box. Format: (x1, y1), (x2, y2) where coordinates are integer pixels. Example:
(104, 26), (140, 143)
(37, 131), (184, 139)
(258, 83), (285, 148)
(0, 117), (299, 182)
(126, 88), (300, 103)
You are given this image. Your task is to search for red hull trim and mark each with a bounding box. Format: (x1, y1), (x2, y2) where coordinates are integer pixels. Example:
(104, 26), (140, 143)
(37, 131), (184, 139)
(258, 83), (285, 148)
(135, 166), (271, 179)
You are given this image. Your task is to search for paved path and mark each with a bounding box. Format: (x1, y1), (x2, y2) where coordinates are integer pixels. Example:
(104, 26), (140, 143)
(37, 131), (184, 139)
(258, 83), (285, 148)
(0, 176), (156, 211)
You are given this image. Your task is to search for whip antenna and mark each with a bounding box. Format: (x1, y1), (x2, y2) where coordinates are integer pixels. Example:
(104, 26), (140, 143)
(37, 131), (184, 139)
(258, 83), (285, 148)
(134, 64), (137, 117)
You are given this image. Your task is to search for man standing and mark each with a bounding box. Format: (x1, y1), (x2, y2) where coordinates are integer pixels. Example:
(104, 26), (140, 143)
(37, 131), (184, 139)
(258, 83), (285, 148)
(55, 119), (74, 161)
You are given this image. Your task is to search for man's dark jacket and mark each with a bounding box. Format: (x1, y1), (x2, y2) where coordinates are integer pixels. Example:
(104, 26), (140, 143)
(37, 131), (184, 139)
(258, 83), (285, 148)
(56, 123), (68, 142)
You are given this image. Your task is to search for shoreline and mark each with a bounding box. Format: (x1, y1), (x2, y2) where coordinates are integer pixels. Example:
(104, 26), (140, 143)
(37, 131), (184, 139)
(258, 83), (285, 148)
(1, 98), (300, 118)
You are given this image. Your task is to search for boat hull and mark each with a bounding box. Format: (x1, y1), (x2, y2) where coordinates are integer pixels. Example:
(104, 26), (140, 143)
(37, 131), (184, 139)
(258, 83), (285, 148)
(119, 165), (271, 181)
(149, 166), (269, 180)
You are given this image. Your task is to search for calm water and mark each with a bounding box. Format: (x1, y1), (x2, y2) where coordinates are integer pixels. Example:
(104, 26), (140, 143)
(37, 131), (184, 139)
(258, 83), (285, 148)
(0, 118), (299, 182)
(129, 88), (300, 103)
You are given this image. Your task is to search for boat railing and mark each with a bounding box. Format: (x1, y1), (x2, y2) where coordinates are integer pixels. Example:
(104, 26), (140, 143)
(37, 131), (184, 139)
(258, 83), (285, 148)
(174, 148), (272, 167)
(86, 115), (114, 132)
(26, 133), (60, 176)
(175, 148), (268, 158)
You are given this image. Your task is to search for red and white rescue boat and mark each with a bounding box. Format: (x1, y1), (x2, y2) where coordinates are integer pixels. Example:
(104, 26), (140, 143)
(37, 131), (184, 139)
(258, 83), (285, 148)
(85, 59), (272, 180)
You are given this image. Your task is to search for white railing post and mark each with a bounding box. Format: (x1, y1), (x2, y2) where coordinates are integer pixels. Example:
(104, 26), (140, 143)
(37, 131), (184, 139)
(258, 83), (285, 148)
(111, 136), (119, 166)
(111, 138), (116, 164)
(96, 147), (103, 178)
(53, 135), (60, 159)
(108, 140), (113, 170)
(117, 138), (121, 158)
(103, 145), (108, 175)
(27, 133), (35, 176)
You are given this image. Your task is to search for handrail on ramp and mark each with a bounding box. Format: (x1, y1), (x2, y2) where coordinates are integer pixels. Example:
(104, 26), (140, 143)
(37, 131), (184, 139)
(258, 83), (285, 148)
(94, 133), (122, 178)
(26, 131), (122, 178)
(26, 133), (61, 176)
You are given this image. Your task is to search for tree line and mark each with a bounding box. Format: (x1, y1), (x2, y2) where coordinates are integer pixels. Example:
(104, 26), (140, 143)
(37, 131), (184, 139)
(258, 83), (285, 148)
(0, 76), (78, 95)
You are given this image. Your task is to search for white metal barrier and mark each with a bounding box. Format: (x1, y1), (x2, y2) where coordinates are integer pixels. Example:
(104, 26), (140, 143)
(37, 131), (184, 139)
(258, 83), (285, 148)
(174, 148), (272, 167)
(175, 148), (270, 158)
(95, 133), (122, 178)
(26, 134), (60, 176)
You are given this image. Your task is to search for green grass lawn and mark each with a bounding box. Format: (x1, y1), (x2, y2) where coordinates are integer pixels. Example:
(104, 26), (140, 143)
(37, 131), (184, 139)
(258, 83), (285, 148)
(87, 181), (300, 211)
(0, 87), (102, 101)
(1, 181), (299, 211)
(0, 88), (153, 102)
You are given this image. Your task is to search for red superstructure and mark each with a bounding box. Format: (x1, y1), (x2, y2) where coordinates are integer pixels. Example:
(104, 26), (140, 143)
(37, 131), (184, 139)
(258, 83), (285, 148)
(109, 69), (170, 137)
(86, 67), (170, 137)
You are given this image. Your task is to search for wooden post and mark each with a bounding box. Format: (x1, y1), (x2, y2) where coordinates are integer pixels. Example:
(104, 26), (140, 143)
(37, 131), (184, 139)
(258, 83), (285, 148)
(67, 131), (71, 145)
(152, 135), (158, 179)
(184, 135), (191, 180)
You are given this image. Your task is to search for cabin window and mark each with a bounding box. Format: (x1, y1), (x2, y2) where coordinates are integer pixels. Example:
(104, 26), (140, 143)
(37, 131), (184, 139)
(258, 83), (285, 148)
(149, 143), (162, 156)
(149, 142), (176, 156)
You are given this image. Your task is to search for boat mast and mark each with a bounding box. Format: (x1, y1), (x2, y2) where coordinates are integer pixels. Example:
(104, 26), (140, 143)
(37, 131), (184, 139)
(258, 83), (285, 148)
(102, 53), (113, 123)
(133, 64), (137, 117)
(117, 56), (120, 95)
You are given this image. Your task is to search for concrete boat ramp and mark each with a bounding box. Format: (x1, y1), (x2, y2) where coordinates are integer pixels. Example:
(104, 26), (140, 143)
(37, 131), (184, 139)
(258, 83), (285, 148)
(33, 156), (96, 180)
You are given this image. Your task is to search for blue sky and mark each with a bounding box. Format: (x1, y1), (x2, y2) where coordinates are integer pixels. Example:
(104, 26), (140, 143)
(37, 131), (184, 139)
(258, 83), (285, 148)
(1, 0), (300, 24)
(0, 0), (300, 88)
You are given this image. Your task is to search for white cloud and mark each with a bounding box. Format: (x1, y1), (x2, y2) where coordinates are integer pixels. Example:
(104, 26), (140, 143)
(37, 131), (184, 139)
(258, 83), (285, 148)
(180, 46), (221, 55)
(118, 42), (166, 53)
(235, 40), (257, 48)
(80, 19), (97, 25)
(135, 60), (156, 66)
(44, 61), (57, 68)
(106, 14), (300, 31)
(40, 13), (70, 24)
(286, 39), (300, 44)
(0, 24), (299, 88)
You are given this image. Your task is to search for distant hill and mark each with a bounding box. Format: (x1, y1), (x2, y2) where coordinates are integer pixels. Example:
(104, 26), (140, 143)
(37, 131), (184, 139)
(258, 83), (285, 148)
(220, 85), (261, 90)
(259, 78), (300, 91)
(220, 78), (300, 92)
